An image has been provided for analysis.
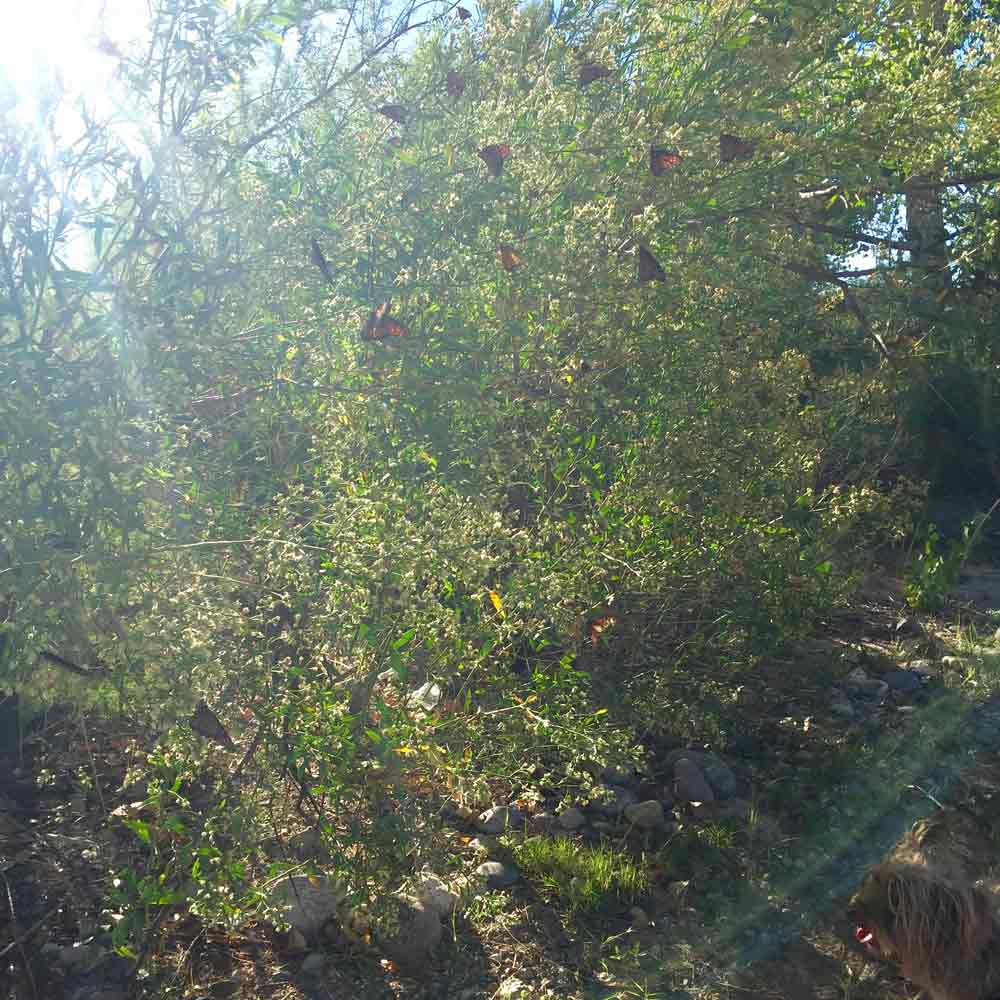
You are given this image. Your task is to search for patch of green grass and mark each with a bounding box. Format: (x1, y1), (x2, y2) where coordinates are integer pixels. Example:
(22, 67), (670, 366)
(513, 836), (648, 914)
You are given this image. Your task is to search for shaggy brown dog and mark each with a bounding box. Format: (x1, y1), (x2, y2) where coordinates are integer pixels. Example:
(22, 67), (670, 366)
(848, 810), (1000, 1000)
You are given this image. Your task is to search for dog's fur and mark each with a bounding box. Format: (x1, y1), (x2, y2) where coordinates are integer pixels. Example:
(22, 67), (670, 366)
(848, 810), (1000, 1000)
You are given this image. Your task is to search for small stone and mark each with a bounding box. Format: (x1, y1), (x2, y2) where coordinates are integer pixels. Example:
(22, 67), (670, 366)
(417, 874), (461, 917)
(591, 784), (637, 817)
(829, 697), (855, 719)
(624, 800), (665, 829)
(853, 677), (889, 701)
(883, 669), (922, 693)
(702, 760), (737, 799)
(673, 758), (714, 803)
(407, 681), (441, 711)
(894, 616), (924, 637)
(601, 765), (634, 786)
(377, 898), (442, 974)
(41, 942), (100, 969)
(529, 810), (555, 832)
(475, 861), (520, 889)
(300, 952), (325, 976)
(557, 806), (586, 831)
(269, 875), (345, 937)
(691, 798), (750, 822)
(478, 805), (525, 834)
(908, 659), (935, 675)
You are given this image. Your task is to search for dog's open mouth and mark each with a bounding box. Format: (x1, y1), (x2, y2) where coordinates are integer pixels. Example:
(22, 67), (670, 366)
(854, 923), (876, 948)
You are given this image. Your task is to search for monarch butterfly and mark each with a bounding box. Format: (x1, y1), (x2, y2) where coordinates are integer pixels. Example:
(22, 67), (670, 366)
(457, 5), (471, 19)
(650, 146), (682, 176)
(720, 133), (755, 163)
(578, 63), (612, 87)
(588, 615), (615, 646)
(499, 244), (522, 271)
(362, 302), (409, 341)
(190, 700), (237, 751)
(310, 239), (335, 286)
(479, 143), (511, 177)
(377, 104), (408, 125)
(446, 70), (466, 99)
(638, 246), (666, 283)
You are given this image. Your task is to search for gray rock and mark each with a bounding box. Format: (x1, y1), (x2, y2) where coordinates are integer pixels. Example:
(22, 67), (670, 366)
(593, 784), (637, 817)
(829, 697), (856, 719)
(528, 810), (555, 832)
(300, 952), (326, 976)
(475, 861), (520, 889)
(702, 760), (737, 799)
(478, 805), (525, 834)
(601, 765), (634, 786)
(691, 797), (750, 823)
(288, 827), (330, 862)
(673, 758), (714, 803)
(909, 659), (936, 675)
(883, 669), (922, 693)
(376, 898), (442, 974)
(894, 616), (924, 637)
(591, 820), (619, 834)
(557, 806), (586, 831)
(663, 750), (735, 798)
(416, 874), (461, 917)
(269, 875), (345, 937)
(41, 942), (100, 969)
(624, 800), (665, 829)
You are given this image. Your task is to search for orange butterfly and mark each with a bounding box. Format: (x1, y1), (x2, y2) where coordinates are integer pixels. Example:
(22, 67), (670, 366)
(720, 133), (755, 163)
(446, 70), (465, 99)
(588, 615), (615, 646)
(579, 63), (612, 87)
(638, 246), (666, 283)
(378, 104), (408, 124)
(310, 239), (334, 285)
(361, 302), (409, 341)
(190, 701), (237, 751)
(479, 143), (511, 177)
(499, 244), (522, 271)
(650, 146), (682, 176)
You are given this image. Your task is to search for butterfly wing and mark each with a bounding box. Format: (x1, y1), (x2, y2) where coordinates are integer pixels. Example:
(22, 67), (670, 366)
(638, 246), (666, 283)
(500, 245), (522, 271)
(378, 104), (408, 125)
(479, 144), (511, 177)
(720, 133), (755, 163)
(310, 240), (335, 285)
(191, 701), (237, 751)
(457, 6), (471, 19)
(362, 302), (391, 341)
(650, 146), (682, 176)
(579, 63), (612, 87)
(381, 317), (409, 338)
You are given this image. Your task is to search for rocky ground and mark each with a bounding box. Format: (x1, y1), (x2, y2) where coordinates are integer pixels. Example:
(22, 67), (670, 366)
(3, 555), (1000, 1000)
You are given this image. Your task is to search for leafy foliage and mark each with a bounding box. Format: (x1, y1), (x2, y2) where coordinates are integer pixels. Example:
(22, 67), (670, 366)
(1, 0), (999, 971)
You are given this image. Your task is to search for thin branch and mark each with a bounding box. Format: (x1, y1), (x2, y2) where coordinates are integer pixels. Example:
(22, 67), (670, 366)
(786, 263), (892, 362)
